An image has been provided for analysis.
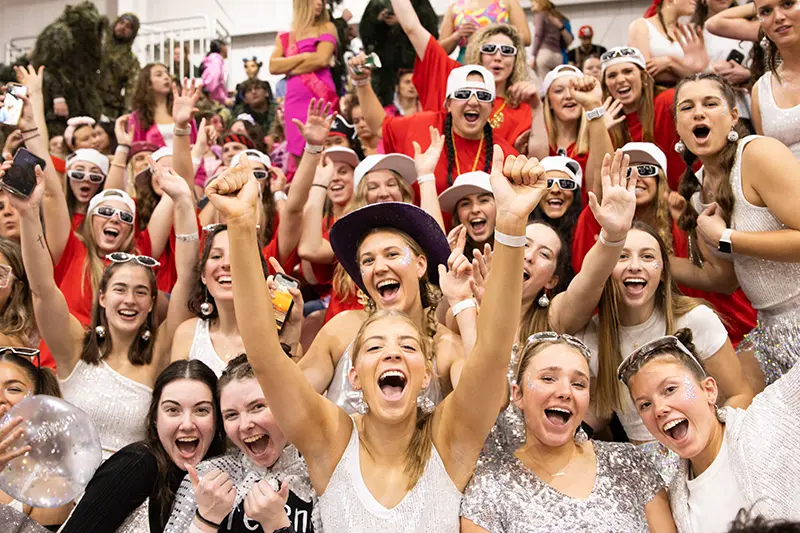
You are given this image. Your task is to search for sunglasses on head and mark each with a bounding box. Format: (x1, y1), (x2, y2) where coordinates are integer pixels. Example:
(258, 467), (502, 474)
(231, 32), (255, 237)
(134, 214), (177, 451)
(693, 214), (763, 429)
(451, 88), (493, 102)
(524, 332), (593, 362)
(68, 170), (105, 183)
(546, 177), (578, 191)
(617, 335), (706, 384)
(0, 264), (13, 289)
(0, 347), (42, 390)
(600, 48), (639, 62)
(94, 205), (134, 225)
(625, 164), (660, 178)
(106, 252), (161, 268)
(480, 43), (517, 57)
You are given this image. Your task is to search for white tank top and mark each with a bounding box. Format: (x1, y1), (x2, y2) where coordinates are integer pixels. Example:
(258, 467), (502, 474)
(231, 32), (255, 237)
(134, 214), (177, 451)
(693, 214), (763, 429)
(318, 419), (462, 533)
(645, 19), (684, 59)
(691, 136), (800, 310)
(188, 319), (229, 377)
(756, 71), (800, 160)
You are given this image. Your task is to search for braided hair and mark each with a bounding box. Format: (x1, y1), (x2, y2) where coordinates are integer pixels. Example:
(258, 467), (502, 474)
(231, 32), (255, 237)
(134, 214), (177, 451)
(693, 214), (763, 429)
(443, 113), (494, 186)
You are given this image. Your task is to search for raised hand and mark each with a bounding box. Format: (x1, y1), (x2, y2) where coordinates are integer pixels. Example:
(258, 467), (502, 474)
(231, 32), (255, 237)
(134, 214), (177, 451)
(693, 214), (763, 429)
(412, 126), (444, 176)
(115, 114), (134, 146)
(568, 75), (603, 110)
(3, 130), (23, 156)
(187, 464), (236, 525)
(3, 164), (46, 215)
(14, 65), (44, 96)
(489, 145), (548, 223)
(588, 150), (636, 241)
(470, 243), (493, 305)
(507, 81), (540, 108)
(677, 24), (709, 73)
(438, 226), (475, 305)
(270, 167), (287, 194)
(205, 155), (260, 220)
(172, 78), (202, 127)
(603, 97), (625, 129)
(291, 98), (334, 146)
(150, 156), (191, 201)
(313, 157), (335, 188)
(347, 52), (373, 81)
(243, 479), (291, 531)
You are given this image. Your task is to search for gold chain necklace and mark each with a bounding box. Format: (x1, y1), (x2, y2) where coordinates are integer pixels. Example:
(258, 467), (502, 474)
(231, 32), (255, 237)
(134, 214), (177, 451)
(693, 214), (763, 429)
(522, 442), (580, 478)
(488, 100), (508, 129)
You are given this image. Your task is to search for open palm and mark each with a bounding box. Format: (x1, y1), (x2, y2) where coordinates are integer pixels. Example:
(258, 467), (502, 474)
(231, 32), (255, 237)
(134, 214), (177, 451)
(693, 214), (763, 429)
(589, 150), (636, 240)
(172, 78), (201, 126)
(292, 98), (334, 146)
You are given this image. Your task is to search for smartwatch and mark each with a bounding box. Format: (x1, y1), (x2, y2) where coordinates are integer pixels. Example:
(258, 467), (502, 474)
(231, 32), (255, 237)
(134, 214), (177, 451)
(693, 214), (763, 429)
(585, 107), (606, 121)
(718, 228), (733, 254)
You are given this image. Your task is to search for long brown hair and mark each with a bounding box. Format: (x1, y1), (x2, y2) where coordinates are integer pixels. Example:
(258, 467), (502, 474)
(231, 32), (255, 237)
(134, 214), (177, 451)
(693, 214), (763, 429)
(0, 239), (36, 346)
(603, 67), (656, 148)
(0, 350), (61, 398)
(132, 63), (175, 132)
(674, 73), (749, 265)
(593, 222), (704, 417)
(133, 168), (160, 232)
(81, 262), (158, 366)
(351, 310), (434, 490)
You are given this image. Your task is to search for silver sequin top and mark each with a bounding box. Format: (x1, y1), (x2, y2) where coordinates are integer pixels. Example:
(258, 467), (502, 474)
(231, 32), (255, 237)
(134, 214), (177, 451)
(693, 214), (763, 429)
(326, 342), (443, 414)
(188, 319), (228, 377)
(461, 441), (663, 533)
(756, 72), (800, 160)
(164, 446), (321, 533)
(318, 419), (462, 533)
(668, 357), (800, 532)
(692, 136), (800, 310)
(115, 499), (150, 533)
(60, 360), (152, 460)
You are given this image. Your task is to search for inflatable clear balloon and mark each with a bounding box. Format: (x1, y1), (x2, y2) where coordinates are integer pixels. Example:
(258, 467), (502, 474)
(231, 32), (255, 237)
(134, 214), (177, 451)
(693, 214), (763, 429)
(0, 395), (102, 508)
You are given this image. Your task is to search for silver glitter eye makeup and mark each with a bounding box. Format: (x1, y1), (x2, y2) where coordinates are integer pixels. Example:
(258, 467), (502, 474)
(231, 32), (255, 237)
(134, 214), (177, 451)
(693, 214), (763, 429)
(398, 247), (413, 266)
(683, 375), (696, 401)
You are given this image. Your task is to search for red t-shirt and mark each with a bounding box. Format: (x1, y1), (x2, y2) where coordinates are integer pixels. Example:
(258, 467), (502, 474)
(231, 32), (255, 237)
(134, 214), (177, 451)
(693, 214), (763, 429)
(71, 212), (85, 232)
(261, 213), (300, 276)
(621, 89), (686, 191)
(308, 219), (335, 286)
(383, 110), (519, 196)
(570, 207), (756, 345)
(412, 35), (531, 147)
(324, 289), (362, 324)
(549, 143), (589, 207)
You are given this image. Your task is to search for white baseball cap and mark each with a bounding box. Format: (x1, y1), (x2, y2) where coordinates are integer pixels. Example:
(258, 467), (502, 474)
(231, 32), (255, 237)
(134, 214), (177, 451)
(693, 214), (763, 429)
(88, 188), (136, 217)
(539, 65), (583, 98)
(151, 146), (173, 163)
(67, 148), (109, 176)
(230, 149), (272, 169)
(621, 142), (667, 175)
(354, 154), (417, 189)
(437, 172), (493, 214)
(540, 156), (583, 188)
(325, 146), (359, 169)
(601, 47), (647, 76)
(444, 65), (496, 106)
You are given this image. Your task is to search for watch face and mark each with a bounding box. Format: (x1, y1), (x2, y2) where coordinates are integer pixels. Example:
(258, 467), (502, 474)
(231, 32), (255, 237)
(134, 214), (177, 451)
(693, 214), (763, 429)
(718, 240), (733, 254)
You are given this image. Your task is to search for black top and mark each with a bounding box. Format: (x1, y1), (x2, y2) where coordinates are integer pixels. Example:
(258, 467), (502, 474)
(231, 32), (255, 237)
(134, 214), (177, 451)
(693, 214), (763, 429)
(218, 491), (314, 532)
(60, 442), (184, 533)
(567, 44), (608, 66)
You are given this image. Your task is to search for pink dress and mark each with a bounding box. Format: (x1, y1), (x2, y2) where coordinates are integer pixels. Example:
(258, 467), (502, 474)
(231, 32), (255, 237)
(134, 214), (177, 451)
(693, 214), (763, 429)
(281, 32), (339, 157)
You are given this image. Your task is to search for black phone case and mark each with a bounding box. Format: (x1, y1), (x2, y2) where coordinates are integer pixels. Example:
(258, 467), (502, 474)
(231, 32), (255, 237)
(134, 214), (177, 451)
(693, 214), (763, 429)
(2, 149), (46, 198)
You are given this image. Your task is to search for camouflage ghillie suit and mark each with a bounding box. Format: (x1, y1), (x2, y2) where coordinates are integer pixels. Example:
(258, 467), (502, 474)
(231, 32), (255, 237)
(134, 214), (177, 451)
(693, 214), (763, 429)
(100, 13), (141, 120)
(29, 1), (107, 136)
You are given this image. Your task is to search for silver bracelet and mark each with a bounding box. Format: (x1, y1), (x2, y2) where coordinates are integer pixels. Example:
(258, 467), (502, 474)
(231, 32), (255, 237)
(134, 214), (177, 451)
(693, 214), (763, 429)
(585, 106), (606, 121)
(598, 230), (626, 248)
(304, 144), (324, 154)
(176, 232), (200, 242)
(451, 298), (477, 317)
(494, 229), (526, 248)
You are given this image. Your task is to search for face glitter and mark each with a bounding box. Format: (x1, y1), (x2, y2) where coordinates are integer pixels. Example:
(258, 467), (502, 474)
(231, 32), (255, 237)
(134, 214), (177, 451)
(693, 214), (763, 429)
(683, 375), (696, 401)
(398, 246), (413, 266)
(526, 376), (537, 391)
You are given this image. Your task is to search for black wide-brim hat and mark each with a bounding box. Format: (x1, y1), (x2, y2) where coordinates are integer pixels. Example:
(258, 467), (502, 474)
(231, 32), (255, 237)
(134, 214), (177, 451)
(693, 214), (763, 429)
(329, 202), (450, 296)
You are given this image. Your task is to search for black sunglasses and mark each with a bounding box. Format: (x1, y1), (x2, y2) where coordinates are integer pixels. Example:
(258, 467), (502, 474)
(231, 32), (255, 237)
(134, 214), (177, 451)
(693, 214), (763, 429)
(625, 164), (660, 178)
(452, 88), (493, 102)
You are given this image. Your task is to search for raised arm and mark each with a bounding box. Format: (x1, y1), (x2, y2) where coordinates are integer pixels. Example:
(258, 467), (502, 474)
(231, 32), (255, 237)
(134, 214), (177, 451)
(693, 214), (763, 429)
(549, 150), (637, 334)
(412, 126), (446, 230)
(348, 54), (387, 137)
(568, 76), (614, 197)
(171, 78), (202, 196)
(297, 161), (335, 263)
(206, 159), (349, 481)
(437, 5), (461, 55)
(9, 167), (83, 378)
(105, 114), (134, 192)
(509, 0), (532, 46)
(281, 99), (336, 262)
(15, 65), (71, 264)
(705, 2), (759, 42)
(152, 160), (200, 369)
(391, 0), (435, 59)
(436, 146), (548, 490)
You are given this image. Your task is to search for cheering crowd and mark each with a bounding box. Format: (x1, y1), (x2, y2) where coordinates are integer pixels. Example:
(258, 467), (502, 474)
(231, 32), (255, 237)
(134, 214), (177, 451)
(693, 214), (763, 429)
(1, 0), (800, 530)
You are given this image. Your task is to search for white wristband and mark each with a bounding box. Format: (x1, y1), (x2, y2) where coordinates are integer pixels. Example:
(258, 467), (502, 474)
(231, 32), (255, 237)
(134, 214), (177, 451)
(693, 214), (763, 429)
(494, 229), (526, 248)
(273, 191), (288, 202)
(451, 298), (477, 317)
(598, 230), (626, 248)
(416, 173), (435, 185)
(53, 97), (66, 104)
(304, 144), (324, 154)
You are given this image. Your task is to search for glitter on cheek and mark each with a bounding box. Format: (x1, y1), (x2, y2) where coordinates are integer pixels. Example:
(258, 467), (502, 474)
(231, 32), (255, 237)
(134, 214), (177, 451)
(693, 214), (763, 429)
(683, 375), (697, 401)
(526, 376), (537, 391)
(398, 247), (413, 266)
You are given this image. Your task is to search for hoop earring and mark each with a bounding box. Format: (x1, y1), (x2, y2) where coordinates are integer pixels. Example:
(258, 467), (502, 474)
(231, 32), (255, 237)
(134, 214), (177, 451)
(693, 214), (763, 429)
(674, 140), (686, 154)
(200, 287), (214, 317)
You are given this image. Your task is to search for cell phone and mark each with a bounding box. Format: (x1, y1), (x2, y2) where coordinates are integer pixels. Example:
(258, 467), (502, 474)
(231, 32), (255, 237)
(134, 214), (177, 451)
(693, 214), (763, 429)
(726, 49), (745, 65)
(345, 52), (382, 76)
(272, 273), (299, 334)
(5, 83), (27, 98)
(0, 92), (24, 126)
(1, 148), (46, 199)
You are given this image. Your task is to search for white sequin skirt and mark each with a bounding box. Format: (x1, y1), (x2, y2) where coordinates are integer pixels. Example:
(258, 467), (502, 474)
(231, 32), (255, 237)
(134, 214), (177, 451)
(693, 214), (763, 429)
(738, 296), (800, 384)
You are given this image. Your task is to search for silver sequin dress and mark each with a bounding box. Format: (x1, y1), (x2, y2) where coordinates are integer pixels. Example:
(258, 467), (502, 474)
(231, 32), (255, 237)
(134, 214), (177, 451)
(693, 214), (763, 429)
(59, 360), (153, 459)
(326, 342), (443, 414)
(756, 72), (800, 160)
(461, 441), (664, 533)
(164, 445), (321, 533)
(317, 419), (462, 533)
(692, 135), (800, 383)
